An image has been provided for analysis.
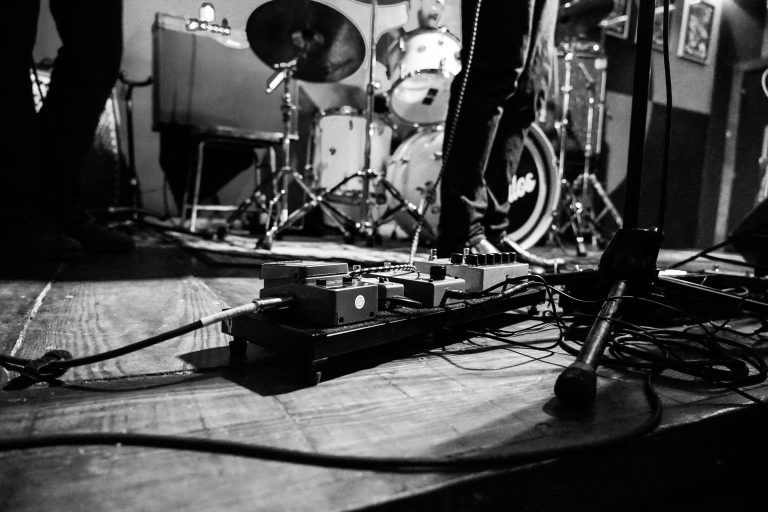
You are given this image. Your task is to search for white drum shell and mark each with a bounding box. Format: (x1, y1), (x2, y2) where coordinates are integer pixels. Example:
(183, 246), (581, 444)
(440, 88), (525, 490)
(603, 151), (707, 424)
(386, 123), (559, 248)
(312, 112), (393, 193)
(386, 29), (461, 126)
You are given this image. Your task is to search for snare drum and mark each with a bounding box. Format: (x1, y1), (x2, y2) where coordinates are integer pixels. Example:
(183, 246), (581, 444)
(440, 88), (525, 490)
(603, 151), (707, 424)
(385, 28), (461, 126)
(312, 107), (393, 193)
(386, 123), (559, 248)
(310, 108), (393, 225)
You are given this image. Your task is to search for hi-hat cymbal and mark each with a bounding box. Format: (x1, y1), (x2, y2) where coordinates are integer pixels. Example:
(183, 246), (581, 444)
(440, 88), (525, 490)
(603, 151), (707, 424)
(246, 0), (365, 83)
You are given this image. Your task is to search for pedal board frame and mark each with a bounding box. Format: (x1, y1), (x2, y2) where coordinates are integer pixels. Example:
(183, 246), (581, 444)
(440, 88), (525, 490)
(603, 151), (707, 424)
(223, 287), (544, 371)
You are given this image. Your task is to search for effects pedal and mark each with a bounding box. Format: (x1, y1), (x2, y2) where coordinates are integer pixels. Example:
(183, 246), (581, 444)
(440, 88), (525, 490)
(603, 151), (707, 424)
(259, 261), (378, 327)
(368, 266), (466, 308)
(414, 252), (528, 293)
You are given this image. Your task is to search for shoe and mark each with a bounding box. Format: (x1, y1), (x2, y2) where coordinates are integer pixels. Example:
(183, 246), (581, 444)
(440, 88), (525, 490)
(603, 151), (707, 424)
(497, 236), (565, 273)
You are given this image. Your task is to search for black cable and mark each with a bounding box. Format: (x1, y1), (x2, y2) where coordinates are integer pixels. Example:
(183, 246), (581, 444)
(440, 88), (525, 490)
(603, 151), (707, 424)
(657, 0), (672, 231)
(0, 299), (290, 379)
(667, 218), (768, 270)
(3, 275), (761, 471)
(483, 278), (768, 405)
(555, 306), (767, 402)
(700, 253), (768, 273)
(0, 371), (663, 472)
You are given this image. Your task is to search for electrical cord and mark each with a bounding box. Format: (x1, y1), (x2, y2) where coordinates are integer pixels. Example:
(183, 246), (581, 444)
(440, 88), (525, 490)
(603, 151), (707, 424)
(0, 378), (659, 472)
(550, 295), (767, 403)
(0, 273), (668, 471)
(2, 275), (761, 471)
(667, 217), (768, 270)
(455, 277), (768, 406)
(0, 297), (292, 381)
(657, 0), (672, 231)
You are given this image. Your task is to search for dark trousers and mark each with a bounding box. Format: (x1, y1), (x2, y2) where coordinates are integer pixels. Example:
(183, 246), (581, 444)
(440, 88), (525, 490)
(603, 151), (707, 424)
(1, 0), (122, 226)
(436, 0), (558, 256)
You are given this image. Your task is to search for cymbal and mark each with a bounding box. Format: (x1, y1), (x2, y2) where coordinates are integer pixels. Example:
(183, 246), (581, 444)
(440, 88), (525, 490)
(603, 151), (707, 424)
(246, 0), (365, 83)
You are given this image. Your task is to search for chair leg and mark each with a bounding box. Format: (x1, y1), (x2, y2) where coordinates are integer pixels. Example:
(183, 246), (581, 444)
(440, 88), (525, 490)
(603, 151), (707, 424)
(188, 140), (206, 233)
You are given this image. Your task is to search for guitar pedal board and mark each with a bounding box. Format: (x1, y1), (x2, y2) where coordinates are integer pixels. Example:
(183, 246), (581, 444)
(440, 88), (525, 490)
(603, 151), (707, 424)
(222, 259), (544, 380)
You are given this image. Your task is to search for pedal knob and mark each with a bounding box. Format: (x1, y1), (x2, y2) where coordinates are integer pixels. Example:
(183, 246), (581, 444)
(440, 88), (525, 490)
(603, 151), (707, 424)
(465, 254), (478, 266)
(429, 265), (447, 281)
(450, 253), (464, 264)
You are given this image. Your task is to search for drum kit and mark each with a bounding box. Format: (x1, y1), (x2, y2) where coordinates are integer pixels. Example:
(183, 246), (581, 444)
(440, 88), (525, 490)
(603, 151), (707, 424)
(238, 0), (621, 254)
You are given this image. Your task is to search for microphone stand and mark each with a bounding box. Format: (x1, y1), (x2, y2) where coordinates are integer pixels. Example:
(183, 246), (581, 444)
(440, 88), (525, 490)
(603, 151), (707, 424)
(553, 0), (768, 408)
(554, 0), (663, 407)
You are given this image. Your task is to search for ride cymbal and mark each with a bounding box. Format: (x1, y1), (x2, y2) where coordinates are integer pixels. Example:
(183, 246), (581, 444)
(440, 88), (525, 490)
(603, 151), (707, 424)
(246, 0), (365, 83)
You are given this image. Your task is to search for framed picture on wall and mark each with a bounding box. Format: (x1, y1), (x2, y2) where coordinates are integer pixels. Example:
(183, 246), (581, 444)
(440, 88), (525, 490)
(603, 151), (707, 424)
(677, 0), (720, 64)
(604, 0), (632, 40)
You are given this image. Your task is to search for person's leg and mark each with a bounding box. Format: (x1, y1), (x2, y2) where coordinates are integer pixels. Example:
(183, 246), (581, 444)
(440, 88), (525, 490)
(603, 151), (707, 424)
(482, 115), (529, 244)
(479, 0), (559, 246)
(0, 1), (41, 225)
(37, 0), (132, 253)
(436, 0), (540, 256)
(39, 0), (123, 221)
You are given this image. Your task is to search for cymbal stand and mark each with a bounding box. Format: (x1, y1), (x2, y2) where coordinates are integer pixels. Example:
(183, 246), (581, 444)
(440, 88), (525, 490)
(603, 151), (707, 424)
(265, 0), (431, 247)
(554, 43), (622, 256)
(256, 60), (357, 249)
(552, 44), (585, 253)
(341, 0), (433, 245)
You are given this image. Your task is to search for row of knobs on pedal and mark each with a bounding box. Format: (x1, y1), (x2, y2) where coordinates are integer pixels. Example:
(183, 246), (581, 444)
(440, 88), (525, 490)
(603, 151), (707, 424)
(449, 252), (517, 266)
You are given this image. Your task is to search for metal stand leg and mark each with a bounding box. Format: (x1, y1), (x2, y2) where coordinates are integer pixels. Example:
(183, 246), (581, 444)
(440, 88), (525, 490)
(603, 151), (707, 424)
(254, 0), (435, 251)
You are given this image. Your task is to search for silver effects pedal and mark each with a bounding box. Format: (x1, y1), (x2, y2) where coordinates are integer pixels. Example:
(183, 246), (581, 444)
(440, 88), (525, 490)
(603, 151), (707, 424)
(259, 261), (378, 327)
(414, 251), (529, 293)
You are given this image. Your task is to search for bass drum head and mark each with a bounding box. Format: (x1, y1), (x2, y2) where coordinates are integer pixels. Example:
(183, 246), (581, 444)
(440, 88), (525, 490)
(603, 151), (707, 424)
(386, 123), (558, 248)
(507, 123), (560, 249)
(386, 127), (444, 241)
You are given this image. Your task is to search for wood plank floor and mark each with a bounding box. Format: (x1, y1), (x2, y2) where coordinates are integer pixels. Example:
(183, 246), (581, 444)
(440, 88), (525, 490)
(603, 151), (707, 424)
(0, 231), (766, 511)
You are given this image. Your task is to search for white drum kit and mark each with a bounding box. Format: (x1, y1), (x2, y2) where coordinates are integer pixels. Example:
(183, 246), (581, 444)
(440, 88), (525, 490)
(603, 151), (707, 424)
(242, 0), (615, 253)
(303, 25), (560, 249)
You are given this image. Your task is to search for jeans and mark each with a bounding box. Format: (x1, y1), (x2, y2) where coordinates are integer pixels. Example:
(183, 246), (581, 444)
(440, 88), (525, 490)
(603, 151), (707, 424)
(436, 0), (558, 256)
(1, 0), (122, 225)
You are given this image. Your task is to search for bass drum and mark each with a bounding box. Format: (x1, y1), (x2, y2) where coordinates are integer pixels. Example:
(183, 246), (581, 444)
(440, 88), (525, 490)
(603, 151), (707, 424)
(386, 123), (559, 249)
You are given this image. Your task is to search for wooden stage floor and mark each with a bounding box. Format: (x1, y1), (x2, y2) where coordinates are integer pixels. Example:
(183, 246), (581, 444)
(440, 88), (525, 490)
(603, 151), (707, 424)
(1, 230), (766, 511)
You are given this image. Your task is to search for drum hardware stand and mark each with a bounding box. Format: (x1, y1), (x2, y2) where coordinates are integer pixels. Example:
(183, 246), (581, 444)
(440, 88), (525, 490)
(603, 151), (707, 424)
(250, 60), (360, 249)
(553, 42), (622, 257)
(224, 142), (280, 230)
(345, 0), (434, 246)
(254, 0), (432, 248)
